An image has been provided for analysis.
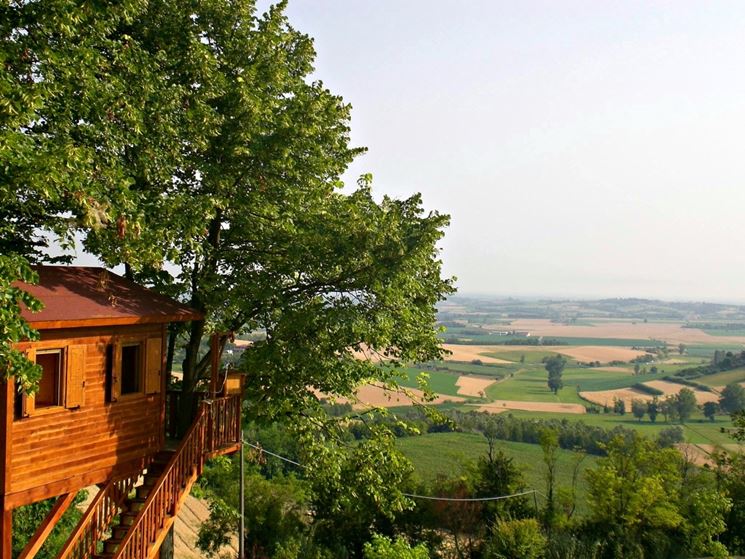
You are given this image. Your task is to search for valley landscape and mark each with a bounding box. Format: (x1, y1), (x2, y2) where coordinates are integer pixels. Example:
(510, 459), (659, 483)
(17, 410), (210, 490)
(350, 296), (745, 478)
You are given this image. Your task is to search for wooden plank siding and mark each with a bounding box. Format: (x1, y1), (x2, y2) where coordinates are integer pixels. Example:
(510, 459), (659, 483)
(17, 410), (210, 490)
(6, 324), (166, 507)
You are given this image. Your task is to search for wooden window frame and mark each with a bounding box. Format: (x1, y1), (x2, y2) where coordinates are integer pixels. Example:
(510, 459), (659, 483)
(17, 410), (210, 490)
(119, 342), (143, 397)
(15, 342), (86, 419)
(110, 335), (162, 403)
(33, 348), (64, 410)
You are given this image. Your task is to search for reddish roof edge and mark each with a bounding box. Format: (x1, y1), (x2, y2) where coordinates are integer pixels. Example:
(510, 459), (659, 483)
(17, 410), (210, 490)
(26, 312), (203, 330)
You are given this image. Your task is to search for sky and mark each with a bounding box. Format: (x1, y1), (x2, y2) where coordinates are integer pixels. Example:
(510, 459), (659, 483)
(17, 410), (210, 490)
(271, 1), (745, 302)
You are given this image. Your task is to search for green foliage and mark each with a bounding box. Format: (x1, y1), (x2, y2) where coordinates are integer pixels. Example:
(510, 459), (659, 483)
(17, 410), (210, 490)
(680, 485), (731, 559)
(474, 449), (531, 522)
(630, 399), (646, 422)
(675, 388), (698, 423)
(363, 534), (429, 559)
(582, 434), (718, 558)
(715, 446), (745, 554)
(656, 426), (684, 448)
(630, 383), (663, 396)
(482, 518), (547, 559)
(719, 383), (745, 414)
(0, 255), (42, 389)
(197, 455), (315, 559)
(545, 355), (566, 394)
(303, 427), (415, 555)
(702, 401), (718, 421)
(12, 492), (87, 558)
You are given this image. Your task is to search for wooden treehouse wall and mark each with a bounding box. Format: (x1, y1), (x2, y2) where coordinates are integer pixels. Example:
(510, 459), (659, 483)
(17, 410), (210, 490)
(3, 323), (167, 509)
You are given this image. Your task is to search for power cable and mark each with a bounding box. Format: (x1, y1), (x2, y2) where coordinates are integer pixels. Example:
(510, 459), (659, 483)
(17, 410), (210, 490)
(242, 439), (544, 503)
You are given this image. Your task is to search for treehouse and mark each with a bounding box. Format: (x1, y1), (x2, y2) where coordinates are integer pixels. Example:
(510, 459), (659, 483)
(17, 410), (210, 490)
(1, 266), (243, 559)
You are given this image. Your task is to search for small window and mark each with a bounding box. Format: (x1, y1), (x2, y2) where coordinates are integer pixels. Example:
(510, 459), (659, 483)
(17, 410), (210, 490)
(121, 344), (141, 395)
(35, 349), (63, 408)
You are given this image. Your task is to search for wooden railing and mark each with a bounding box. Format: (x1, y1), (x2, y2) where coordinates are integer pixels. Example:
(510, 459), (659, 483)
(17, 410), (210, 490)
(164, 390), (208, 439)
(114, 395), (241, 559)
(56, 475), (137, 559)
(206, 394), (242, 454)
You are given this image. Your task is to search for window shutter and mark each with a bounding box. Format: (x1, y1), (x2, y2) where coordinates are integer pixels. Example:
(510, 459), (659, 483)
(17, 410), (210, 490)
(145, 337), (162, 394)
(65, 345), (86, 408)
(111, 341), (122, 402)
(22, 348), (36, 417)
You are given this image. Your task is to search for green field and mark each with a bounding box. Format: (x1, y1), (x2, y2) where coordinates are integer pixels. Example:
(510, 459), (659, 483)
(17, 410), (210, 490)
(424, 360), (510, 376)
(398, 432), (599, 512)
(482, 366), (671, 406)
(397, 368), (462, 397)
(695, 367), (745, 387)
(496, 410), (736, 446)
(483, 350), (560, 363)
(702, 327), (745, 337)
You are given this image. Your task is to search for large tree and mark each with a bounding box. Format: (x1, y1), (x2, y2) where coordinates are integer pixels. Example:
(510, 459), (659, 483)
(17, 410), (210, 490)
(0, 0), (189, 388)
(3, 0), (453, 421)
(73, 0), (454, 431)
(545, 355), (566, 395)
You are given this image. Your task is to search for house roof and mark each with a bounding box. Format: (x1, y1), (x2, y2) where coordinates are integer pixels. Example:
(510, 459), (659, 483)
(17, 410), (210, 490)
(17, 266), (202, 330)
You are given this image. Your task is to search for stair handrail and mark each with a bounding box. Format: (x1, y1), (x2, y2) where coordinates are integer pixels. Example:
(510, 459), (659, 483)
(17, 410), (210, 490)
(56, 475), (137, 559)
(113, 402), (210, 559)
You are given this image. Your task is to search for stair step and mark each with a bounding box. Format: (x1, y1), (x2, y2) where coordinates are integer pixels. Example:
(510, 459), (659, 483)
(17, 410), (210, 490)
(112, 525), (128, 540)
(120, 512), (139, 526)
(104, 537), (122, 553)
(128, 497), (147, 512)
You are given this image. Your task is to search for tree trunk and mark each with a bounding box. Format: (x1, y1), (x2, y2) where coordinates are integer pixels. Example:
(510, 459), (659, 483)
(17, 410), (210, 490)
(179, 318), (205, 437)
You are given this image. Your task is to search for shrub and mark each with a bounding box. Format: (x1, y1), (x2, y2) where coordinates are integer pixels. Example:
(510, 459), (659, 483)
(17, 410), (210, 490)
(657, 426), (685, 448)
(483, 518), (547, 559)
(363, 534), (429, 559)
(631, 383), (664, 396)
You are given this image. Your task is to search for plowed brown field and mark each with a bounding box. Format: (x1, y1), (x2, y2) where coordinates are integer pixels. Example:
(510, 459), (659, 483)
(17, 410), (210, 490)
(488, 318), (745, 345)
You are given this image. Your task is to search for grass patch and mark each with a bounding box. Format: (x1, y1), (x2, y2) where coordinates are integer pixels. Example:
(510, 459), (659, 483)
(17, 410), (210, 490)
(484, 367), (667, 405)
(695, 367), (745, 387)
(500, 410), (736, 446)
(397, 368), (461, 397)
(482, 350), (561, 364)
(702, 328), (745, 337)
(398, 432), (598, 513)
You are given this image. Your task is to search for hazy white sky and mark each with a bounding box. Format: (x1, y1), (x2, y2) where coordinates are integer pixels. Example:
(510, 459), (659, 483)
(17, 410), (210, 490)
(278, 1), (745, 302)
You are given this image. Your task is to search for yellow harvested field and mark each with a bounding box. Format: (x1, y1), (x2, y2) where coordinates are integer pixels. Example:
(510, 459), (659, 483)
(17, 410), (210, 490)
(552, 346), (647, 363)
(644, 380), (719, 403)
(490, 318), (745, 345)
(441, 344), (512, 364)
(676, 444), (742, 467)
(472, 400), (586, 414)
(579, 388), (649, 410)
(352, 384), (466, 408)
(581, 380), (718, 411)
(470, 343), (647, 364)
(455, 375), (496, 397)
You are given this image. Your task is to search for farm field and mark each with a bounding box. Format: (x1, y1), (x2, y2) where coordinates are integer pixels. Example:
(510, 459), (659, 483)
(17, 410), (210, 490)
(360, 298), (745, 455)
(490, 410), (737, 446)
(695, 367), (745, 387)
(488, 318), (745, 345)
(397, 432), (599, 512)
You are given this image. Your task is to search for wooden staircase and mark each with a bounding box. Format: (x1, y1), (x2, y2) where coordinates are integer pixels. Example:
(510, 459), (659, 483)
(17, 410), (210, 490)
(56, 395), (242, 559)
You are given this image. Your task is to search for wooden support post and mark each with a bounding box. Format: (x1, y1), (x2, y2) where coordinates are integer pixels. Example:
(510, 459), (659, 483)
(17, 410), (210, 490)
(0, 501), (11, 559)
(17, 491), (76, 559)
(0, 379), (13, 558)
